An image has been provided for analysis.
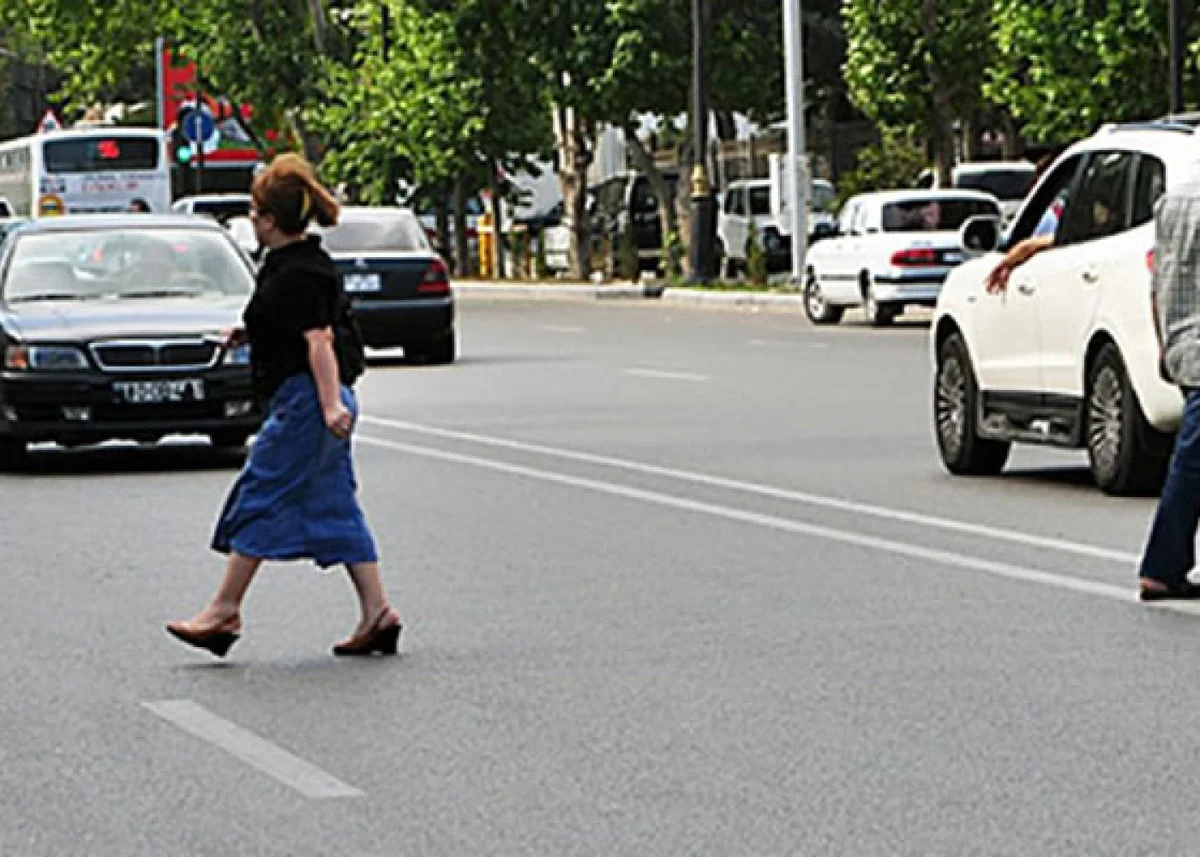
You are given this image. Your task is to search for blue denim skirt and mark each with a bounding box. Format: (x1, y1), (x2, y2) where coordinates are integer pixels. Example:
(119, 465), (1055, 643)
(212, 373), (378, 568)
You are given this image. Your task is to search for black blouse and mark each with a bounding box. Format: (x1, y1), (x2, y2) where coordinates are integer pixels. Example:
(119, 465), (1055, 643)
(244, 236), (339, 402)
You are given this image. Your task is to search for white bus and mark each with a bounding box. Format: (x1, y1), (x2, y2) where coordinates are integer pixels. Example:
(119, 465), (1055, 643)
(0, 128), (171, 218)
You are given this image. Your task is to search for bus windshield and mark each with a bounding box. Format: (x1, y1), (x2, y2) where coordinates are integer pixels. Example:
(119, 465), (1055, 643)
(43, 137), (160, 173)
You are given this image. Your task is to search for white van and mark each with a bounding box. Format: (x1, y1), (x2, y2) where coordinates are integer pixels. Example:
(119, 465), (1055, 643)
(920, 161), (1036, 226)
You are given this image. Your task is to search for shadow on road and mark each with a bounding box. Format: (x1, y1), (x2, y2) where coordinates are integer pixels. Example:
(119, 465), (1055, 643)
(994, 465), (1163, 497)
(6, 443), (246, 477)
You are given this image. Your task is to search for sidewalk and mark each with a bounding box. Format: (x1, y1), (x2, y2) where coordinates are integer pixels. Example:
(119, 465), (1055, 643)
(453, 280), (805, 313)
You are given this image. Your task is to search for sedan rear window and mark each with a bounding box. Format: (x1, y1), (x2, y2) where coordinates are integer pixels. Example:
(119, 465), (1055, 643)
(881, 198), (1001, 232)
(318, 213), (431, 253)
(3, 228), (254, 302)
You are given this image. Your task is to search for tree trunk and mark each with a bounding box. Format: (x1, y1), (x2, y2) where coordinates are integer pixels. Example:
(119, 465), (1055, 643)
(1002, 113), (1022, 159)
(452, 177), (471, 278)
(674, 136), (695, 279)
(490, 163), (507, 279)
(553, 102), (593, 280)
(434, 190), (451, 262)
(308, 0), (328, 55)
(625, 123), (677, 278)
(920, 0), (956, 186)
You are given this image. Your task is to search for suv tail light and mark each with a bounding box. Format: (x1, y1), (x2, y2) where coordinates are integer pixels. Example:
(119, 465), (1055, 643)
(890, 248), (938, 267)
(418, 258), (451, 295)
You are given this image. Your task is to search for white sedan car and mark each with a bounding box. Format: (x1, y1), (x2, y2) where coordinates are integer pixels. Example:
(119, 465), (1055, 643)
(804, 190), (1001, 326)
(932, 121), (1191, 495)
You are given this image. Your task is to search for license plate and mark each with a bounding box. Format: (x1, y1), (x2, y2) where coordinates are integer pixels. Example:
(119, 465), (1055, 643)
(942, 252), (965, 264)
(113, 379), (206, 404)
(344, 273), (382, 293)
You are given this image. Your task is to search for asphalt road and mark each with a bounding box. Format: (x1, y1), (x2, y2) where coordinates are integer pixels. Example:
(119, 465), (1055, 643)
(2, 297), (1196, 856)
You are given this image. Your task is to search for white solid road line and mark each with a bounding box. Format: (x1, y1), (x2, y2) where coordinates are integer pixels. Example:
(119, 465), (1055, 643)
(142, 700), (364, 799)
(358, 416), (1139, 564)
(624, 367), (711, 382)
(355, 433), (1197, 613)
(539, 324), (586, 334)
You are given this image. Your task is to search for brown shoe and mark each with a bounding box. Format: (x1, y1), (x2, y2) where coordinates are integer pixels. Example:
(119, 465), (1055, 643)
(166, 618), (241, 658)
(333, 607), (402, 657)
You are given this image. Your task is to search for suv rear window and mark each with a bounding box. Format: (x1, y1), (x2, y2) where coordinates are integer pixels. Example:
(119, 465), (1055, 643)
(1131, 156), (1167, 228)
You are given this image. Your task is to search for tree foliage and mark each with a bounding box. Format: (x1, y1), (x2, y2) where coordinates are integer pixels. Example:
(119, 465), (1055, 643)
(844, 0), (993, 180)
(986, 0), (1199, 142)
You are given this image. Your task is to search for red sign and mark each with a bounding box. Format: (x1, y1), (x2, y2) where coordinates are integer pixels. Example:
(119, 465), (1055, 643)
(160, 46), (283, 165)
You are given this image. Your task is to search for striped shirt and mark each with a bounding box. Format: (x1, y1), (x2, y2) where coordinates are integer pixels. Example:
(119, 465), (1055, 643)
(1154, 184), (1200, 388)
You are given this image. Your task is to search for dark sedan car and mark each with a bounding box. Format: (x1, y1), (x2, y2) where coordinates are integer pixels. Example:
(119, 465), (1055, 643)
(316, 207), (456, 364)
(0, 215), (262, 468)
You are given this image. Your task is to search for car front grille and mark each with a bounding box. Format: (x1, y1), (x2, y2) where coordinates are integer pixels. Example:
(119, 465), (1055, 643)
(90, 339), (220, 373)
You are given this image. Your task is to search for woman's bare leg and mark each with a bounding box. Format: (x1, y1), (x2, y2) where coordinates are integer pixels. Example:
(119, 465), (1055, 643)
(179, 552), (263, 631)
(345, 561), (399, 635)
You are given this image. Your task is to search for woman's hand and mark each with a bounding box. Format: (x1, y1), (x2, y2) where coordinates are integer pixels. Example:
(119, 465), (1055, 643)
(324, 402), (354, 439)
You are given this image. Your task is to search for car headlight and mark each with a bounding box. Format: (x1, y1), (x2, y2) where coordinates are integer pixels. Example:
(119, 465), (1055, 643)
(4, 344), (89, 371)
(223, 344), (252, 366)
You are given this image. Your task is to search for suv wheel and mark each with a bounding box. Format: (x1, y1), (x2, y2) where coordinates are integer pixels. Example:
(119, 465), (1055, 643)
(1086, 343), (1169, 496)
(935, 333), (1010, 476)
(804, 272), (843, 325)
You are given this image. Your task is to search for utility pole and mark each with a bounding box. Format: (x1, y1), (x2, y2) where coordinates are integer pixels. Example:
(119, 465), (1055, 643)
(783, 0), (808, 285)
(689, 0), (716, 283)
(1169, 0), (1185, 115)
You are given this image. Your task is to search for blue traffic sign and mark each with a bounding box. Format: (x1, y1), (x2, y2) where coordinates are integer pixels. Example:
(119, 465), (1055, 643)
(179, 106), (216, 144)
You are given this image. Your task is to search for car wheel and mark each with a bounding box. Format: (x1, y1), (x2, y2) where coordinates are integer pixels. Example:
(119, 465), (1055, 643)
(1086, 343), (1169, 496)
(861, 278), (895, 327)
(0, 436), (28, 472)
(209, 430), (250, 450)
(935, 333), (1011, 476)
(804, 272), (843, 326)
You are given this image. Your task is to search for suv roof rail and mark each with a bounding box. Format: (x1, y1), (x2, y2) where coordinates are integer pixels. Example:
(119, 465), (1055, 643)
(1100, 120), (1199, 135)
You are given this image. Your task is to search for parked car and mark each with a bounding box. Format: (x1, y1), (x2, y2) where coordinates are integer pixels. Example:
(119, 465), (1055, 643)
(931, 121), (1186, 495)
(920, 162), (1037, 226)
(0, 215), (262, 468)
(315, 207), (456, 364)
(717, 179), (793, 277)
(590, 170), (680, 275)
(171, 193), (252, 225)
(803, 189), (1001, 326)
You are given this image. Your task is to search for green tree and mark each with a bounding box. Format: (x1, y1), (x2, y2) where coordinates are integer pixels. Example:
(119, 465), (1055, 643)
(844, 0), (993, 184)
(986, 0), (1200, 143)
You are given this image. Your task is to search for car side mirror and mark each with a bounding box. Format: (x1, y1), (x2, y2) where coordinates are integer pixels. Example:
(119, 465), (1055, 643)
(959, 215), (1001, 255)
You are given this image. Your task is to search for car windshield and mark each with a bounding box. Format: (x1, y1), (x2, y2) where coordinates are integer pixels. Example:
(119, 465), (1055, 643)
(748, 187), (772, 217)
(954, 169), (1034, 201)
(811, 182), (837, 212)
(317, 213), (430, 253)
(3, 228), (254, 303)
(881, 198), (1000, 232)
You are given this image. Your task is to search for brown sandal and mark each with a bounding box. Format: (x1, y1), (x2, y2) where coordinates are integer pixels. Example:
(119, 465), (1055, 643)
(332, 607), (402, 657)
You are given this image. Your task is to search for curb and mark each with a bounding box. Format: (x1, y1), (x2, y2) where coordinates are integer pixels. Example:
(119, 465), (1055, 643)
(659, 288), (802, 312)
(454, 280), (801, 312)
(453, 281), (651, 300)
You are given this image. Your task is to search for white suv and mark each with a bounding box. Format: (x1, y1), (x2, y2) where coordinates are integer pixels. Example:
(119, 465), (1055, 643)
(932, 122), (1193, 495)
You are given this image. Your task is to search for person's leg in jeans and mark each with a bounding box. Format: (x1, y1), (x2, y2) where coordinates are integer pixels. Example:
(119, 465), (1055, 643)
(1140, 388), (1200, 595)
